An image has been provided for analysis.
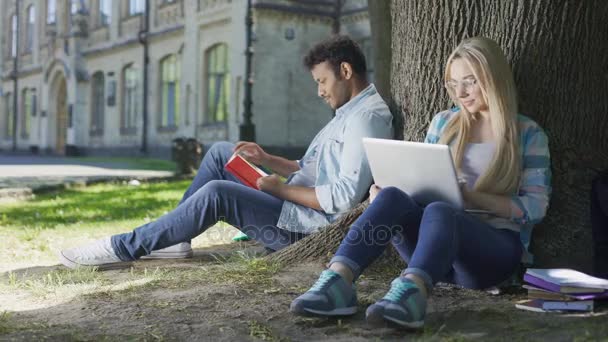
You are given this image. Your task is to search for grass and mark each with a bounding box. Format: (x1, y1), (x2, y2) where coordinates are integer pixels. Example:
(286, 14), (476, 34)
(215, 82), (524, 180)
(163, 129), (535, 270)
(0, 180), (196, 266)
(72, 156), (177, 172)
(0, 180), (191, 231)
(0, 311), (12, 334)
(249, 320), (289, 342)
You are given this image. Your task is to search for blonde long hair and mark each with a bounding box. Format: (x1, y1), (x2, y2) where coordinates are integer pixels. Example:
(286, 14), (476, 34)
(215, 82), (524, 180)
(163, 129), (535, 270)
(439, 37), (521, 195)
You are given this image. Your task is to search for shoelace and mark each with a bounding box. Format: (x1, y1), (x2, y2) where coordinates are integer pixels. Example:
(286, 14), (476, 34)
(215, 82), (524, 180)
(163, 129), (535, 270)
(384, 280), (417, 302)
(310, 271), (336, 292)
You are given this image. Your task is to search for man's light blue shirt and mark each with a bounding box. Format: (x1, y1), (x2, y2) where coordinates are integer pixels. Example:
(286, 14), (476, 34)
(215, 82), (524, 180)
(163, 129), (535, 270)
(277, 84), (393, 233)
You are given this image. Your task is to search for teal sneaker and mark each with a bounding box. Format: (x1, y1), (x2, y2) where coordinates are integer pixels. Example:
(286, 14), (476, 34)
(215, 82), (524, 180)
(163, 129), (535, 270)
(290, 270), (358, 316)
(232, 232), (251, 242)
(366, 277), (426, 329)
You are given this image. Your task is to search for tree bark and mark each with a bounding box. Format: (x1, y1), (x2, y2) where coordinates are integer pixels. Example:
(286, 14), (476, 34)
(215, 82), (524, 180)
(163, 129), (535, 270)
(390, 0), (608, 272)
(269, 0), (608, 273)
(368, 0), (403, 139)
(267, 202), (368, 265)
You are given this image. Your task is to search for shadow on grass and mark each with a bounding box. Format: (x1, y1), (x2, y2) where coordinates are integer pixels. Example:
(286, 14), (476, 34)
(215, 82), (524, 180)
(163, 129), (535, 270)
(2, 247), (608, 341)
(0, 181), (191, 229)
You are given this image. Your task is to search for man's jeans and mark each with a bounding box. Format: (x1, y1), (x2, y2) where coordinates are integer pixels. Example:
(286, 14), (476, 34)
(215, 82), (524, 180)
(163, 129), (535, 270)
(329, 187), (523, 291)
(111, 142), (307, 261)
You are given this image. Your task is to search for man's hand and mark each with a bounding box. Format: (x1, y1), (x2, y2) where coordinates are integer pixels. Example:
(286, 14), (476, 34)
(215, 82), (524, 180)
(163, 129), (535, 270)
(234, 141), (270, 165)
(369, 184), (382, 204)
(257, 175), (285, 196)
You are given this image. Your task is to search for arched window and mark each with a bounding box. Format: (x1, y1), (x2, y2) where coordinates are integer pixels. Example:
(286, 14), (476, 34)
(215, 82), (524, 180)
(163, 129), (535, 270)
(122, 64), (138, 132)
(47, 0), (56, 24)
(160, 54), (180, 128)
(21, 88), (36, 138)
(205, 43), (230, 123)
(91, 72), (105, 135)
(26, 6), (36, 53)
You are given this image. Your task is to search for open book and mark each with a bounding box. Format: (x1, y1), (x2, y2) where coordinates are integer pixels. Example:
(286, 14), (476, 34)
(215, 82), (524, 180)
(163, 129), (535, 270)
(224, 153), (269, 189)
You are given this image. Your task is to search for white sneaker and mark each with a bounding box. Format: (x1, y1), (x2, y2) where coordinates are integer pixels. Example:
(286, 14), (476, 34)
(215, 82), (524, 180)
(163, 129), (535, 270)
(59, 237), (129, 270)
(141, 242), (194, 259)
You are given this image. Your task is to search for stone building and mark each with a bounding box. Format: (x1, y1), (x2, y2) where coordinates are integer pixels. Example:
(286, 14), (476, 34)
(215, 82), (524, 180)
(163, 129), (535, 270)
(0, 0), (371, 158)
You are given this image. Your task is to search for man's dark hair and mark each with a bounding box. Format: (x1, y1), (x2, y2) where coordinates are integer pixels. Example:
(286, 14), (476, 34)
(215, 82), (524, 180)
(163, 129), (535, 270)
(303, 35), (367, 79)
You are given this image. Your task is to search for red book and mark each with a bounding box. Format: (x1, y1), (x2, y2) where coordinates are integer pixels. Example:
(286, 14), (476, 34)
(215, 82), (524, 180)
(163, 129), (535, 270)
(224, 154), (269, 189)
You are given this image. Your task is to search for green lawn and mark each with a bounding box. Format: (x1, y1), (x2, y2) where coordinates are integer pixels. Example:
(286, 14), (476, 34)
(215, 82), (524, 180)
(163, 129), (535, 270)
(0, 179), (237, 266)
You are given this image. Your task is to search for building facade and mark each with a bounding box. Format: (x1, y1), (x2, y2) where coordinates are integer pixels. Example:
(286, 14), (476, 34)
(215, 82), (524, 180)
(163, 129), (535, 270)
(0, 0), (371, 158)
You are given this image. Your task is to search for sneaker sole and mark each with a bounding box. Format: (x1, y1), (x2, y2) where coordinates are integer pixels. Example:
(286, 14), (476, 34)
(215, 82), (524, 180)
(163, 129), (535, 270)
(140, 250), (194, 259)
(58, 251), (132, 271)
(301, 307), (358, 316)
(383, 316), (424, 329)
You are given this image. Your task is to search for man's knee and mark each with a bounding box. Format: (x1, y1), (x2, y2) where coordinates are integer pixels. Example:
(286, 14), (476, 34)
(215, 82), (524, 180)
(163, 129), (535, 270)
(208, 141), (235, 157)
(197, 180), (237, 199)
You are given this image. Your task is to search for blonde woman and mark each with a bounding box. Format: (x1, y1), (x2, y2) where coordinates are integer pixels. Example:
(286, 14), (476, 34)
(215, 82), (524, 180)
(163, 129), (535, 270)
(290, 37), (552, 329)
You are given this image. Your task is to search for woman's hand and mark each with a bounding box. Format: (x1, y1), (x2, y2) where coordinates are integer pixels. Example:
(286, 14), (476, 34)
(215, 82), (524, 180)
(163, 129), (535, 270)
(459, 179), (472, 208)
(369, 184), (382, 204)
(234, 141), (270, 165)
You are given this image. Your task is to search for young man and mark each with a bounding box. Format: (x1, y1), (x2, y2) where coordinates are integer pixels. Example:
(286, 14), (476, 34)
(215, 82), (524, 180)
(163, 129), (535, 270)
(59, 35), (394, 269)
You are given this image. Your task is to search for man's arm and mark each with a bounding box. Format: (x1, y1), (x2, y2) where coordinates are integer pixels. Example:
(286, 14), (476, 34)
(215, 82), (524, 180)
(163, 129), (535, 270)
(264, 155), (301, 178)
(234, 141), (300, 178)
(258, 175), (322, 210)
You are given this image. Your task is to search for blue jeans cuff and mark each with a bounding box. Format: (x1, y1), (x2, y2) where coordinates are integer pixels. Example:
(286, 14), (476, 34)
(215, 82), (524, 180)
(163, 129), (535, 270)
(402, 267), (433, 294)
(110, 235), (134, 261)
(329, 255), (362, 280)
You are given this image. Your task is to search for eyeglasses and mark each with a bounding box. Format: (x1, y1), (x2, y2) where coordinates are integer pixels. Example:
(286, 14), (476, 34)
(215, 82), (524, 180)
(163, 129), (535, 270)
(445, 78), (478, 91)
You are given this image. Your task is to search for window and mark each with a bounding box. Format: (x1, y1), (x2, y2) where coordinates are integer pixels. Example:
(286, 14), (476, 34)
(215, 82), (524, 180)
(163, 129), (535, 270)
(21, 89), (36, 138)
(122, 65), (138, 131)
(5, 93), (14, 139)
(26, 6), (36, 53)
(205, 43), (230, 123)
(91, 72), (105, 135)
(129, 0), (145, 15)
(71, 0), (79, 15)
(160, 55), (180, 128)
(47, 0), (56, 24)
(99, 0), (112, 26)
(11, 14), (17, 58)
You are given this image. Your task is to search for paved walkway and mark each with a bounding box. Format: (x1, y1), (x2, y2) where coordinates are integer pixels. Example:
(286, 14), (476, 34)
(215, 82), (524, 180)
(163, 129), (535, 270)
(0, 155), (175, 199)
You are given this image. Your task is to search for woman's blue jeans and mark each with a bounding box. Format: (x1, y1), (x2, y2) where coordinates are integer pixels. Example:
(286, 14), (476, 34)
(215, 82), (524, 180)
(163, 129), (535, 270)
(111, 142), (307, 261)
(330, 187), (522, 291)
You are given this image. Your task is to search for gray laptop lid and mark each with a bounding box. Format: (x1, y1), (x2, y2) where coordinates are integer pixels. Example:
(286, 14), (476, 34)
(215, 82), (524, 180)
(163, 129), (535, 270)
(362, 138), (464, 209)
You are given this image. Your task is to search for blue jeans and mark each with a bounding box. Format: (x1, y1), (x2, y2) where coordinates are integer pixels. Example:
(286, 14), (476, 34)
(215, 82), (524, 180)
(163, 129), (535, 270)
(111, 142), (307, 261)
(330, 187), (522, 291)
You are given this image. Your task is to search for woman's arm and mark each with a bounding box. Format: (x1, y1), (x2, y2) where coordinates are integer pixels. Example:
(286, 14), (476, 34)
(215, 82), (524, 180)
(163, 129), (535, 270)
(465, 123), (552, 224)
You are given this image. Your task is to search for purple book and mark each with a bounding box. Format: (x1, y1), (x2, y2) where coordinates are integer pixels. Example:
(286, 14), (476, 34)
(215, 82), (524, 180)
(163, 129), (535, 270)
(524, 273), (608, 299)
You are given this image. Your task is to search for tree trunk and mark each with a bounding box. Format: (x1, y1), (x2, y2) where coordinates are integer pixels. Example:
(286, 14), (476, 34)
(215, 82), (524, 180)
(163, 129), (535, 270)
(267, 202), (368, 265)
(269, 0), (608, 272)
(390, 0), (608, 272)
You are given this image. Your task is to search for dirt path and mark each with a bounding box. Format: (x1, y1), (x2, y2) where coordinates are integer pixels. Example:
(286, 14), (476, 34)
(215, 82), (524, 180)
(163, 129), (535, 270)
(2, 242), (607, 341)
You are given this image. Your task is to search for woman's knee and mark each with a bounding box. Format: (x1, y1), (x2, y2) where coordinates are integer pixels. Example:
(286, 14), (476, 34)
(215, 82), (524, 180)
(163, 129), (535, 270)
(424, 201), (457, 218)
(376, 187), (416, 207)
(420, 202), (458, 234)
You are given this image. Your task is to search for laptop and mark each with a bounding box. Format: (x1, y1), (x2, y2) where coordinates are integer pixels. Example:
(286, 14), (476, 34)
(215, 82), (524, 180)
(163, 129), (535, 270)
(362, 137), (464, 209)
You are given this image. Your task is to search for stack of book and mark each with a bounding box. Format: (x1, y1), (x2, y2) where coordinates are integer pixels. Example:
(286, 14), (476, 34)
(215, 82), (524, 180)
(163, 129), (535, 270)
(516, 268), (608, 313)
